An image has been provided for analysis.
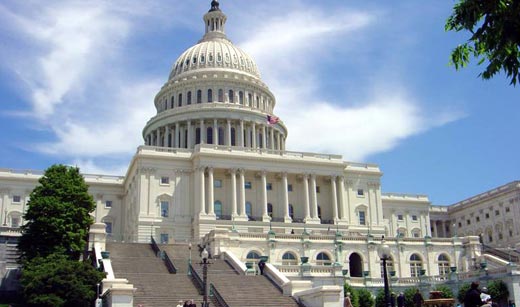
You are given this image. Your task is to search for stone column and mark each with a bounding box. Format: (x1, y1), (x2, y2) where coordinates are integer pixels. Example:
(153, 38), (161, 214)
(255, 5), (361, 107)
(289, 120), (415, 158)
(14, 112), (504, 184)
(187, 120), (192, 149)
(175, 123), (180, 148)
(213, 119), (219, 145)
(310, 174), (319, 222)
(252, 123), (257, 149)
(282, 172), (291, 222)
(163, 127), (169, 147)
(331, 176), (338, 223)
(230, 169), (237, 218)
(200, 119), (205, 144)
(237, 169), (247, 221)
(207, 167), (215, 216)
(239, 120), (245, 147)
(226, 119), (232, 146)
(338, 176), (346, 223)
(261, 171), (269, 221)
(270, 127), (275, 150)
(262, 125), (267, 149)
(303, 175), (311, 222)
(198, 167), (206, 216)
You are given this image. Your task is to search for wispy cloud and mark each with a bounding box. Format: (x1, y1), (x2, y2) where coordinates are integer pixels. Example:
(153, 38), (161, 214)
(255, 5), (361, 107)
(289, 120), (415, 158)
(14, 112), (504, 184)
(235, 4), (463, 161)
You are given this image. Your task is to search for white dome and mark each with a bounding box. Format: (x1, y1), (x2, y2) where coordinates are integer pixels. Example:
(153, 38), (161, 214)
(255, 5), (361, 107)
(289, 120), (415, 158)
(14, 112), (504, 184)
(169, 39), (261, 80)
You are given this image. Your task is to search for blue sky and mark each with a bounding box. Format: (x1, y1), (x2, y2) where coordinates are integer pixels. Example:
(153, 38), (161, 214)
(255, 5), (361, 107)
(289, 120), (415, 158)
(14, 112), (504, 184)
(0, 0), (518, 205)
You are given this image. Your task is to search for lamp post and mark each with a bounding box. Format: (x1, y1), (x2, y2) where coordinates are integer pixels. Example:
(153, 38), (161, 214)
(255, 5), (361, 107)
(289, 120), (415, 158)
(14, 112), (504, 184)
(201, 248), (210, 307)
(377, 236), (391, 307)
(188, 242), (192, 276)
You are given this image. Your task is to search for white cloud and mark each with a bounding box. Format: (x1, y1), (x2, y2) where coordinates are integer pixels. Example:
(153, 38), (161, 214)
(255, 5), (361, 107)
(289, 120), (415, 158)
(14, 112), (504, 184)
(235, 5), (463, 161)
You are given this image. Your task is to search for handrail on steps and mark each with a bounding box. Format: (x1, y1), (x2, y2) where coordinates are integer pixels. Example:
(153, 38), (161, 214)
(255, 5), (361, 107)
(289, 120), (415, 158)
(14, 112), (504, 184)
(210, 283), (229, 307)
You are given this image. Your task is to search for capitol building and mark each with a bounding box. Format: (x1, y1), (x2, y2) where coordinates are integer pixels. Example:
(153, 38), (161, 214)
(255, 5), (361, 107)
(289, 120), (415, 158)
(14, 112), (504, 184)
(1, 1), (520, 306)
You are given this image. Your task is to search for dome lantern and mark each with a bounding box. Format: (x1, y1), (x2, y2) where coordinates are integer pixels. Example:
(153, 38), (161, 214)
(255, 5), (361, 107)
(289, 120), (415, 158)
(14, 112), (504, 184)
(202, 0), (227, 42)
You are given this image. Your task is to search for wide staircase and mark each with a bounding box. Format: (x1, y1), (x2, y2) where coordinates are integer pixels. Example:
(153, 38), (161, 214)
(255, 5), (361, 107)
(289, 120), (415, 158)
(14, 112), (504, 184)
(108, 242), (300, 307)
(107, 242), (203, 307)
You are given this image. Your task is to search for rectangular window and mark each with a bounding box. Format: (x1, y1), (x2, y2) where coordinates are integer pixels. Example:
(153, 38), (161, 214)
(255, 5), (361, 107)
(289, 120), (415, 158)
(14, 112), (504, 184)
(476, 216), (480, 222)
(412, 215), (418, 221)
(12, 195), (21, 203)
(160, 233), (169, 244)
(357, 189), (364, 196)
(266, 183), (272, 190)
(105, 200), (113, 208)
(316, 186), (320, 193)
(485, 213), (490, 219)
(160, 177), (170, 185)
(413, 232), (420, 238)
(359, 211), (366, 225)
(466, 219), (471, 225)
(506, 207), (510, 213)
(397, 214), (404, 221)
(287, 184), (293, 192)
(11, 217), (20, 228)
(245, 181), (252, 189)
(161, 201), (169, 217)
(458, 222), (462, 227)
(105, 222), (113, 234)
(495, 210), (500, 216)
(214, 179), (222, 188)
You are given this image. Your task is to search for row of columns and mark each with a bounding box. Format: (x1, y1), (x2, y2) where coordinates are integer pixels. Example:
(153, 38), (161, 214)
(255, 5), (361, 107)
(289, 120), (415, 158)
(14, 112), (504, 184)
(146, 119), (286, 151)
(195, 167), (349, 224)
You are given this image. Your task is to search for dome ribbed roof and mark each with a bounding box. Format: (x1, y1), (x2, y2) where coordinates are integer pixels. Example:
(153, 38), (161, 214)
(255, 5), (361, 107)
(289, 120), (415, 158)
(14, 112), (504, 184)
(168, 39), (260, 80)
(168, 1), (260, 80)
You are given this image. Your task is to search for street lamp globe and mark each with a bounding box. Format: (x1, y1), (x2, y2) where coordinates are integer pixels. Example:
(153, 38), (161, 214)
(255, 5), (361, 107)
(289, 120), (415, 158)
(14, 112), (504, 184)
(377, 237), (391, 260)
(202, 248), (209, 261)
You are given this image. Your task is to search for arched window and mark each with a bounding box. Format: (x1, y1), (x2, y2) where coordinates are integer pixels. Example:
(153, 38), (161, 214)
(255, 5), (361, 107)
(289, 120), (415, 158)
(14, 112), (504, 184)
(239, 91), (244, 104)
(207, 127), (213, 144)
(231, 127), (236, 146)
(218, 127), (225, 145)
(207, 89), (213, 102)
(246, 251), (261, 264)
(218, 89), (224, 102)
(228, 90), (234, 103)
(246, 202), (252, 218)
(187, 91), (192, 105)
(214, 201), (223, 219)
(267, 203), (273, 217)
(197, 90), (202, 103)
(316, 252), (331, 266)
(282, 252), (298, 265)
(195, 128), (201, 144)
(289, 204), (294, 219)
(438, 254), (450, 279)
(410, 254), (423, 277)
(380, 256), (394, 277)
(171, 96), (175, 108)
(178, 93), (183, 107)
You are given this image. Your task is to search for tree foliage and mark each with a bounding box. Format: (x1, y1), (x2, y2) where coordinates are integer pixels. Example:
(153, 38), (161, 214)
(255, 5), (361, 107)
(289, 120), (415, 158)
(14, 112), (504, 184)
(18, 164), (95, 261)
(433, 285), (454, 298)
(487, 280), (509, 304)
(445, 0), (520, 85)
(404, 287), (419, 307)
(457, 282), (471, 304)
(20, 254), (105, 307)
(344, 283), (360, 307)
(357, 288), (375, 307)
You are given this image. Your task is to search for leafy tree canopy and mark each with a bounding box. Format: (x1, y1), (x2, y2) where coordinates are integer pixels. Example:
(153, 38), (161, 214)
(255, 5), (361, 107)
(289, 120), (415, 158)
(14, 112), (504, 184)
(18, 164), (95, 261)
(446, 0), (520, 85)
(20, 253), (105, 307)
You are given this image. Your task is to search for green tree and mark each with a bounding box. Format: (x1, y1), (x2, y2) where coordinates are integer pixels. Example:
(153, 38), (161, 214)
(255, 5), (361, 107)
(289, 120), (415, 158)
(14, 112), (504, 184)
(375, 289), (396, 307)
(404, 288), (419, 307)
(445, 0), (520, 85)
(358, 288), (375, 307)
(457, 283), (471, 304)
(344, 283), (359, 307)
(487, 280), (509, 305)
(18, 164), (95, 261)
(433, 285), (454, 298)
(20, 253), (105, 307)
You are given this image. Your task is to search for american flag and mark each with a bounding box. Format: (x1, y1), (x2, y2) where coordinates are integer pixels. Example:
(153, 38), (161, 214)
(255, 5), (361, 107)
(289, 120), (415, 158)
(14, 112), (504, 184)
(266, 115), (280, 125)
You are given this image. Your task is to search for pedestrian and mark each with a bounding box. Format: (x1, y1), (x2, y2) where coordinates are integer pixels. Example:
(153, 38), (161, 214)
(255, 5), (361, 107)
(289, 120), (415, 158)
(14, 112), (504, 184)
(464, 281), (483, 307)
(481, 296), (493, 307)
(344, 292), (353, 307)
(397, 292), (405, 307)
(258, 260), (266, 275)
(176, 300), (184, 307)
(480, 287), (489, 302)
(391, 292), (396, 307)
(413, 289), (424, 307)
